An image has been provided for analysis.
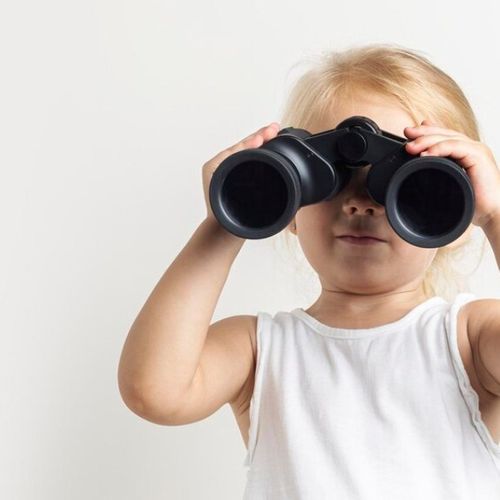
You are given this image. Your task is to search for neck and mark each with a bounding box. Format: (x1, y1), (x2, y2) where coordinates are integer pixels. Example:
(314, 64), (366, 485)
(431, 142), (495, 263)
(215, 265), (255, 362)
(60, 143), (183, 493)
(305, 282), (430, 328)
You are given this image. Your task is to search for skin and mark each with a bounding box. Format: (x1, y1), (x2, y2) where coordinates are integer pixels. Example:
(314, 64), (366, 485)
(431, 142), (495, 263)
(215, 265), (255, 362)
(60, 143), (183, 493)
(287, 93), (473, 328)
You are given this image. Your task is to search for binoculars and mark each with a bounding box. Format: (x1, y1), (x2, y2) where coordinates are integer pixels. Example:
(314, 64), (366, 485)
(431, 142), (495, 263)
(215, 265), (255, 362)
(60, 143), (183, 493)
(208, 115), (474, 248)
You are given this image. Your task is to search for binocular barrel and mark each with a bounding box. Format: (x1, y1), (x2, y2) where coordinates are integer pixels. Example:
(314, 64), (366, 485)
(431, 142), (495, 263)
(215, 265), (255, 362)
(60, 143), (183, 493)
(208, 116), (474, 248)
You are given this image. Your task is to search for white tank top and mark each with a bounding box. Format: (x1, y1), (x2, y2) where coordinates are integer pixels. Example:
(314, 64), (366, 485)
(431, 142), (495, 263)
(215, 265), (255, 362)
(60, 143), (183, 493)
(242, 293), (500, 499)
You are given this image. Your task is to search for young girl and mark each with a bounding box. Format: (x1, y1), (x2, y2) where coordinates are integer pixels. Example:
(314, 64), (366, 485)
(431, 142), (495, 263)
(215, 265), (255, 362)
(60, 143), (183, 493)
(118, 43), (500, 498)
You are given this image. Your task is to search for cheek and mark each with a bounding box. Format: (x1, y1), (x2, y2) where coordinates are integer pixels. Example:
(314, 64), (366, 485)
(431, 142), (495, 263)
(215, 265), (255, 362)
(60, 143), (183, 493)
(391, 242), (437, 266)
(296, 204), (333, 231)
(295, 210), (334, 266)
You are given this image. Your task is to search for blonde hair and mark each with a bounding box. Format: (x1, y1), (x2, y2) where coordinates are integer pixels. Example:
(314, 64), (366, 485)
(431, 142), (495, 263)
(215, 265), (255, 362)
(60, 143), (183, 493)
(273, 43), (487, 303)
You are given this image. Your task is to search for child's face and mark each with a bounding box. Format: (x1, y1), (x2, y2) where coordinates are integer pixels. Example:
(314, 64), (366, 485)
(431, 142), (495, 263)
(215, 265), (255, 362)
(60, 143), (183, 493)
(289, 94), (441, 296)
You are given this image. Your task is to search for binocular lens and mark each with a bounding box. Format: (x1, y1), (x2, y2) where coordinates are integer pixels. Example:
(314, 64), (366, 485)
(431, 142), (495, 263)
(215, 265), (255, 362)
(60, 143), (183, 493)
(396, 168), (465, 237)
(222, 160), (288, 228)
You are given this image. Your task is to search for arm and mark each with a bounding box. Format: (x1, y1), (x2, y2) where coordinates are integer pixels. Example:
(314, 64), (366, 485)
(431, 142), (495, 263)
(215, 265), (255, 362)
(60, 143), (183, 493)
(466, 213), (500, 395)
(117, 217), (247, 422)
(402, 119), (500, 393)
(118, 123), (282, 424)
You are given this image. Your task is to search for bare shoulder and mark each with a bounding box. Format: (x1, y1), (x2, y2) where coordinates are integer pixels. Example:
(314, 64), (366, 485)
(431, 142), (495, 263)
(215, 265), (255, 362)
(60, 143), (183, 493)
(455, 299), (500, 443)
(224, 315), (257, 411)
(201, 314), (257, 413)
(153, 314), (259, 426)
(222, 315), (257, 447)
(459, 299), (500, 397)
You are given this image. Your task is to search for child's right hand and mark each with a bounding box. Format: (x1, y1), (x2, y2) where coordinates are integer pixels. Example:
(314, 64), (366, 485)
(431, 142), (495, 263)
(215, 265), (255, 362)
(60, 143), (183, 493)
(202, 122), (281, 223)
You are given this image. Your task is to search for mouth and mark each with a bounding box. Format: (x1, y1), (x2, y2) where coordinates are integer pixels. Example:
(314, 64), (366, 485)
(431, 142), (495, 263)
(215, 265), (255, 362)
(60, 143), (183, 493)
(336, 235), (385, 245)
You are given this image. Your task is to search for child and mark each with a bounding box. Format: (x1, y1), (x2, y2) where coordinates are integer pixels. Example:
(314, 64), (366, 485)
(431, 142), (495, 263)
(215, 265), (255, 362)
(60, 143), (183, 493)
(118, 43), (500, 499)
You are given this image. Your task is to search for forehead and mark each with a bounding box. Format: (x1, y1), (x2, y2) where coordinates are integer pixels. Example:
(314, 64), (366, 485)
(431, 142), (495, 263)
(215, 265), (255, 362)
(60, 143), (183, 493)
(316, 93), (416, 137)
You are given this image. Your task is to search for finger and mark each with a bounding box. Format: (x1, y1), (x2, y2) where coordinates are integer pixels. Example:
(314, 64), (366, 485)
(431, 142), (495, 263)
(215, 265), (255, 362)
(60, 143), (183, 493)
(405, 133), (470, 153)
(417, 138), (481, 170)
(246, 122), (281, 148)
(231, 122), (280, 151)
(240, 122), (280, 144)
(205, 123), (280, 168)
(404, 124), (469, 139)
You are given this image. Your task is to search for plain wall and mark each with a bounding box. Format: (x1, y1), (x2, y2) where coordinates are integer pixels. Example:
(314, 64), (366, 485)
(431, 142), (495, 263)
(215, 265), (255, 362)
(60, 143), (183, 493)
(1, 0), (500, 498)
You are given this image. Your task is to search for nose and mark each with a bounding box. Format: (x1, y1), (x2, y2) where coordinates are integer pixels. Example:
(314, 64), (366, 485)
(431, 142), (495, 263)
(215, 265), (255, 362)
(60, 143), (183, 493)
(342, 190), (384, 216)
(341, 167), (385, 216)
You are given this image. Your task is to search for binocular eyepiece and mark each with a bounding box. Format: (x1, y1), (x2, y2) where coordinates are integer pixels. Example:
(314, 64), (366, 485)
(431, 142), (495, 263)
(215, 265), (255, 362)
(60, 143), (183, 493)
(208, 116), (474, 248)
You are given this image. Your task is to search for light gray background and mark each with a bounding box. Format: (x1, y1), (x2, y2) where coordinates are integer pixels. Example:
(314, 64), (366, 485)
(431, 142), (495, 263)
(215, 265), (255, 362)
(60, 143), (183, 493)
(1, 1), (500, 499)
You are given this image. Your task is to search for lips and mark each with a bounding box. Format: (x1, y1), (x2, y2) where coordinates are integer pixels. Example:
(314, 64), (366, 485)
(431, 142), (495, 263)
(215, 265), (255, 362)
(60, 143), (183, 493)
(337, 234), (385, 242)
(337, 235), (385, 245)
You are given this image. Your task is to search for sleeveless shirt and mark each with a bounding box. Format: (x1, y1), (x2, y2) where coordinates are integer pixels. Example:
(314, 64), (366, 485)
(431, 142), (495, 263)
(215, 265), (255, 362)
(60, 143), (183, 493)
(242, 293), (500, 499)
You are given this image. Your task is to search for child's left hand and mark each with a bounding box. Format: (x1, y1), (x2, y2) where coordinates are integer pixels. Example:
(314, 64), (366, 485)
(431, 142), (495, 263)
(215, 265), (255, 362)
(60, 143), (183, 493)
(404, 119), (500, 229)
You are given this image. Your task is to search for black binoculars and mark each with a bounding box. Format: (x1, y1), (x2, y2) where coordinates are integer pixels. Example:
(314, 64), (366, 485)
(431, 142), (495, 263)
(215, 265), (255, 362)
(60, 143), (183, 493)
(208, 115), (474, 248)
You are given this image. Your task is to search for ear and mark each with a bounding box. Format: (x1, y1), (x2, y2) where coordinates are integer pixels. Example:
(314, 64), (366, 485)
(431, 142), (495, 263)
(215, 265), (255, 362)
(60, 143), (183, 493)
(442, 223), (474, 250)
